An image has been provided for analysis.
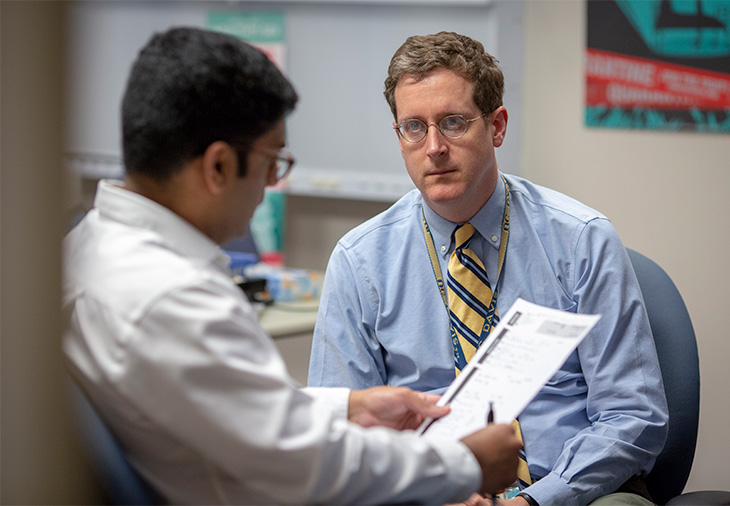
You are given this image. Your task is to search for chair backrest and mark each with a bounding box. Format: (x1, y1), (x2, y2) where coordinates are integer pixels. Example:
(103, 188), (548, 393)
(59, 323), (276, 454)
(70, 383), (160, 505)
(626, 248), (700, 505)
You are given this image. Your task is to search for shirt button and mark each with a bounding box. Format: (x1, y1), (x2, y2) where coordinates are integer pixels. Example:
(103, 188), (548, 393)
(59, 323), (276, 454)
(441, 245), (447, 252)
(491, 235), (498, 242)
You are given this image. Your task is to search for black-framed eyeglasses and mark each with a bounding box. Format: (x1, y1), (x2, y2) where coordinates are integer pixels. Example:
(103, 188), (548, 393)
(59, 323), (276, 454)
(236, 144), (296, 182)
(394, 112), (488, 143)
(270, 149), (295, 181)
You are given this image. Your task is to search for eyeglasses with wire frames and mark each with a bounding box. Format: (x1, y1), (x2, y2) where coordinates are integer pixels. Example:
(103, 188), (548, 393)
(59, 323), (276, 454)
(394, 112), (488, 143)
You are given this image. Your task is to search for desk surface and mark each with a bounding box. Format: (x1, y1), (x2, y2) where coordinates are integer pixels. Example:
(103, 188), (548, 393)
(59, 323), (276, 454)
(259, 301), (319, 338)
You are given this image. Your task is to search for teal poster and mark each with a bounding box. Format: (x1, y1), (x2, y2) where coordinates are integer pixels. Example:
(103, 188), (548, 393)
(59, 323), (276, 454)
(586, 0), (730, 132)
(207, 11), (286, 71)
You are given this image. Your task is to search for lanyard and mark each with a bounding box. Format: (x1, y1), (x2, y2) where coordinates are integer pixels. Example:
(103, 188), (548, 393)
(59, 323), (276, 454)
(422, 174), (511, 366)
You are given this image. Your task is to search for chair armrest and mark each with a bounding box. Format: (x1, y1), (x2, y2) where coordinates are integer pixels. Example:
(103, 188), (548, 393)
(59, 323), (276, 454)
(666, 490), (730, 506)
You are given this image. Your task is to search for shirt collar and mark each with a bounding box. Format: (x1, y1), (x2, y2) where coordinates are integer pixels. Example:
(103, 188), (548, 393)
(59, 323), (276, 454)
(421, 173), (507, 258)
(94, 179), (229, 269)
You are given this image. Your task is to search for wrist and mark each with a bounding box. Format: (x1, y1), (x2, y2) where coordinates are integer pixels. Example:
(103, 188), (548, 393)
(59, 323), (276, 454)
(347, 389), (365, 423)
(517, 492), (539, 506)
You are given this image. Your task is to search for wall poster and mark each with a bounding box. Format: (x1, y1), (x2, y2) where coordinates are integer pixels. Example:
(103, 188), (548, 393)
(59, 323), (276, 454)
(586, 0), (730, 132)
(207, 11), (286, 71)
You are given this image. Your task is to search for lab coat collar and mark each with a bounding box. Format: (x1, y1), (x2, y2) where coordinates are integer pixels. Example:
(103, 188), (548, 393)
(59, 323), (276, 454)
(94, 179), (230, 269)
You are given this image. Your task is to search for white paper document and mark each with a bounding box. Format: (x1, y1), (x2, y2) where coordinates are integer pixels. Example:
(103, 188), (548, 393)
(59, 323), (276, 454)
(419, 298), (601, 440)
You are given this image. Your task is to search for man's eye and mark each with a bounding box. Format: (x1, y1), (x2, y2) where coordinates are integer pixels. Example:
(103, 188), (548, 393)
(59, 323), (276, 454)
(441, 115), (465, 131)
(403, 120), (425, 133)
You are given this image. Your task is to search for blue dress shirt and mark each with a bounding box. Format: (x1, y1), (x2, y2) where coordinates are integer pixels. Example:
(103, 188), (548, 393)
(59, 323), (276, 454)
(308, 173), (668, 505)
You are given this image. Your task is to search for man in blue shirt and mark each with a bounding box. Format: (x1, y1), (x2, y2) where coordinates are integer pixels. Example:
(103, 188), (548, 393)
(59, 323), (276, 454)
(308, 31), (668, 506)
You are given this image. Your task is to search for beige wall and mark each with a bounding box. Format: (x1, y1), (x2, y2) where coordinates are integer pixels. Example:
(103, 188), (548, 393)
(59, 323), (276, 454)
(520, 1), (730, 493)
(285, 0), (730, 495)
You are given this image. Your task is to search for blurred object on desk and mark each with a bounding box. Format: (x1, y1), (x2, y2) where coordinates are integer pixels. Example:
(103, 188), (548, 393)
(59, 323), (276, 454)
(245, 264), (323, 303)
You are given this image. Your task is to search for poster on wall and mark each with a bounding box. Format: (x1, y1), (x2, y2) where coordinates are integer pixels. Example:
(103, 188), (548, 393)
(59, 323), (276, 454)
(586, 0), (730, 132)
(207, 11), (286, 71)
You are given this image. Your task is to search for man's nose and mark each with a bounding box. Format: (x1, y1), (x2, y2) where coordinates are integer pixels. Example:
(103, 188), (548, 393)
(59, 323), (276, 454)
(425, 123), (447, 156)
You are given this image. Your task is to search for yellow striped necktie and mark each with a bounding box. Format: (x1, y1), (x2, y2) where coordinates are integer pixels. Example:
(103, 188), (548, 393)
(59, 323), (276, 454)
(447, 223), (491, 370)
(447, 223), (532, 487)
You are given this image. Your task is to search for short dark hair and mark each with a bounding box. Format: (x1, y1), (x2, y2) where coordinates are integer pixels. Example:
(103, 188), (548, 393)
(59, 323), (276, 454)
(384, 31), (503, 120)
(121, 27), (298, 180)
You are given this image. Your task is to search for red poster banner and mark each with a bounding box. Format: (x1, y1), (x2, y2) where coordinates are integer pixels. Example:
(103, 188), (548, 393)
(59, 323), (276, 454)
(586, 48), (730, 110)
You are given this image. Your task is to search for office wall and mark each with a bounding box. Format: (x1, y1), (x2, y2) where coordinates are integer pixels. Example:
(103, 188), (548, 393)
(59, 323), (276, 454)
(520, 0), (730, 492)
(65, 0), (523, 201)
(285, 0), (730, 495)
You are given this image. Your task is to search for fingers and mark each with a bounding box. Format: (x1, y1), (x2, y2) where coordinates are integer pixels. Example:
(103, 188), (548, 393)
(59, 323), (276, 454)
(418, 392), (444, 405)
(348, 386), (451, 431)
(392, 388), (449, 430)
(407, 390), (450, 419)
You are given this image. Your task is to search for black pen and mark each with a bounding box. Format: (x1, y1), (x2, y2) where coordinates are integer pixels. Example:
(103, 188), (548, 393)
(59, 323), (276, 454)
(487, 402), (496, 506)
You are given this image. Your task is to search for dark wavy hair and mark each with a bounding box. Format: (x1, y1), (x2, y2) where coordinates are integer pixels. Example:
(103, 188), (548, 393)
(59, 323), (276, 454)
(122, 27), (298, 180)
(384, 31), (503, 120)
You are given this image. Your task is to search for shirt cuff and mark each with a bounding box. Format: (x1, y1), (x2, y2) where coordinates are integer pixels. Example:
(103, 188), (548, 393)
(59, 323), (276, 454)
(522, 472), (577, 506)
(301, 386), (350, 420)
(429, 439), (483, 502)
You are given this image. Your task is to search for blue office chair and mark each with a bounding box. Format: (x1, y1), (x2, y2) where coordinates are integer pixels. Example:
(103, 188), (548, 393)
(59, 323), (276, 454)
(70, 382), (161, 505)
(627, 249), (730, 506)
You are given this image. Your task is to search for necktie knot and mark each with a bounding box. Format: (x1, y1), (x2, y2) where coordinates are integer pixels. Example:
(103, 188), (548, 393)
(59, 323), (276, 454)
(453, 223), (476, 251)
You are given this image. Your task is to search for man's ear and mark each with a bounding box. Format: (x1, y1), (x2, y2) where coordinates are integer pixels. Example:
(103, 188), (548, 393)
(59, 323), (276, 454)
(491, 106), (508, 148)
(200, 141), (238, 195)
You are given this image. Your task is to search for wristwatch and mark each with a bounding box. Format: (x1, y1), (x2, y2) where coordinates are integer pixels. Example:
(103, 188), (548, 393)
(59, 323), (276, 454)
(517, 492), (539, 506)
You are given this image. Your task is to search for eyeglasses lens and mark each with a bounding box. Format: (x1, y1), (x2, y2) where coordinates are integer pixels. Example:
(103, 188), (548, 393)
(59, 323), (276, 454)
(399, 115), (469, 142)
(274, 152), (295, 180)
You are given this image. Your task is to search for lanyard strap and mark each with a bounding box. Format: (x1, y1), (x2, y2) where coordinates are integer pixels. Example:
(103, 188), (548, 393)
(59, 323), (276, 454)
(422, 174), (511, 354)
